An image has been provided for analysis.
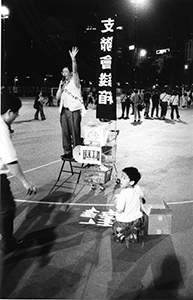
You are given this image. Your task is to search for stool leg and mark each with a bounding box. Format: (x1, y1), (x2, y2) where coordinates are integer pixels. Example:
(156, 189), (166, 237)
(57, 160), (65, 182)
(77, 163), (84, 184)
(69, 161), (74, 175)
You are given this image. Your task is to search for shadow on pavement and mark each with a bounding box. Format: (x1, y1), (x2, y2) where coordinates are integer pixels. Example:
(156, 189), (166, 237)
(14, 119), (35, 124)
(107, 235), (187, 300)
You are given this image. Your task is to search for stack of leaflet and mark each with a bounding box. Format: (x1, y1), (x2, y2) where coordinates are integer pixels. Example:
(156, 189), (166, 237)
(79, 207), (115, 227)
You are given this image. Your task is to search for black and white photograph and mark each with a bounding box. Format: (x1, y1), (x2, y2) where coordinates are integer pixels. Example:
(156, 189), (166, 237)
(1, 0), (193, 299)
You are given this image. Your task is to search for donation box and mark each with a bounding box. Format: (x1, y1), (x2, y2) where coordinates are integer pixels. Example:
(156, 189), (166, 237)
(83, 122), (109, 146)
(148, 201), (172, 235)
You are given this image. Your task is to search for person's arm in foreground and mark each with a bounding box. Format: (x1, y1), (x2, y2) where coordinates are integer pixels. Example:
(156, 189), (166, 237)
(7, 161), (37, 195)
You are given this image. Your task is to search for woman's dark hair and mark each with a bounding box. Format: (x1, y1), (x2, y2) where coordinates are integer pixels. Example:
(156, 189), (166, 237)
(1, 88), (22, 114)
(122, 167), (141, 185)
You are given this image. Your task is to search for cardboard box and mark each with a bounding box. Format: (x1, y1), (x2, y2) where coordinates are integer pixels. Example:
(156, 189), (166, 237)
(73, 145), (102, 165)
(83, 122), (109, 146)
(147, 201), (172, 235)
(81, 166), (113, 184)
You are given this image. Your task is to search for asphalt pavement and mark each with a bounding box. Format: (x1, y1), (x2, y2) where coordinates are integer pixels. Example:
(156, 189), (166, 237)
(0, 98), (193, 299)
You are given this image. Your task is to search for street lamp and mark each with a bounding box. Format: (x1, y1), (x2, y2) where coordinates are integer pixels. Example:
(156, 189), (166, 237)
(129, 44), (135, 51)
(139, 49), (147, 58)
(1, 6), (10, 19)
(130, 0), (149, 87)
(13, 76), (18, 93)
(1, 5), (10, 87)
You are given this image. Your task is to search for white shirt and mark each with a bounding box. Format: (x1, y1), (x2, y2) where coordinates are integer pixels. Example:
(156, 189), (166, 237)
(115, 184), (143, 223)
(0, 116), (17, 174)
(59, 79), (82, 113)
(169, 95), (179, 106)
(160, 92), (170, 103)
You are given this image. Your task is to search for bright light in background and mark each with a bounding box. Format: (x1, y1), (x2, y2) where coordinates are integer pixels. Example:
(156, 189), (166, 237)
(139, 49), (147, 57)
(130, 0), (148, 6)
(129, 45), (135, 50)
(130, 0), (149, 9)
(1, 5), (10, 18)
(116, 26), (123, 30)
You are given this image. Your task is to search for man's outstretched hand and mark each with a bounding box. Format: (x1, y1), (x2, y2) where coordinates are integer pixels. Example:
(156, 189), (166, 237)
(69, 46), (79, 60)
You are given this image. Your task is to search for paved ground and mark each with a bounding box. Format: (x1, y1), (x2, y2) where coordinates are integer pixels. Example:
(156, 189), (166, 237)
(0, 98), (193, 299)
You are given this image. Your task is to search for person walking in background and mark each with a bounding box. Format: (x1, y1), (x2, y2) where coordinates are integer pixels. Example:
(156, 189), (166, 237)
(131, 89), (141, 123)
(118, 90), (127, 119)
(46, 92), (54, 106)
(151, 89), (160, 119)
(160, 89), (170, 120)
(0, 88), (37, 256)
(169, 90), (180, 121)
(56, 46), (84, 160)
(139, 89), (145, 103)
(130, 90), (135, 115)
(144, 89), (151, 119)
(33, 90), (46, 120)
(124, 90), (131, 119)
(180, 92), (189, 108)
(187, 90), (192, 108)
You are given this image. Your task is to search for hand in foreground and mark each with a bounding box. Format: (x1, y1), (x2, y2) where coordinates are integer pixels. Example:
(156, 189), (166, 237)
(23, 180), (37, 195)
(69, 46), (79, 60)
(26, 186), (37, 196)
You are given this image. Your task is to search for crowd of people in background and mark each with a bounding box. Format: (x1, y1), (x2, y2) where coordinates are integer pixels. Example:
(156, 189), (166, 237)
(118, 86), (193, 123)
(30, 83), (192, 124)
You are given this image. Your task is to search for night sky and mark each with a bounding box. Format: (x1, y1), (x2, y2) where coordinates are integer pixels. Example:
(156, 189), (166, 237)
(1, 0), (193, 86)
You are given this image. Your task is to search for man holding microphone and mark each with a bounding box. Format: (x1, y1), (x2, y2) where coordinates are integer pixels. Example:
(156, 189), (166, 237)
(56, 46), (84, 160)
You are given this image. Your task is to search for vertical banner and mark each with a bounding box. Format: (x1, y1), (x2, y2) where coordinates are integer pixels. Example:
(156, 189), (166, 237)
(96, 15), (117, 120)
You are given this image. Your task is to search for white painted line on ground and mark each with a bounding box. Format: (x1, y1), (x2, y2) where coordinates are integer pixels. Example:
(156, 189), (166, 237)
(15, 199), (114, 206)
(8, 160), (61, 178)
(15, 199), (193, 207)
(167, 200), (193, 205)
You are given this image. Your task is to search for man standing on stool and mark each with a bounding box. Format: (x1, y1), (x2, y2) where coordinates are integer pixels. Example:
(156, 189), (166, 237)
(56, 46), (83, 160)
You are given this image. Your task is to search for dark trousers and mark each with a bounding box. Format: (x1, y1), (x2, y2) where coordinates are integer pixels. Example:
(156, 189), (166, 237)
(144, 102), (150, 117)
(160, 102), (168, 118)
(34, 105), (46, 120)
(125, 100), (131, 117)
(151, 102), (159, 117)
(171, 105), (180, 120)
(0, 174), (16, 248)
(60, 108), (81, 154)
(120, 101), (130, 117)
(120, 102), (126, 117)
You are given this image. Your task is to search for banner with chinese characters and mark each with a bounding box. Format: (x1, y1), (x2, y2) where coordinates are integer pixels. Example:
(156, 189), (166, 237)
(96, 15), (117, 120)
